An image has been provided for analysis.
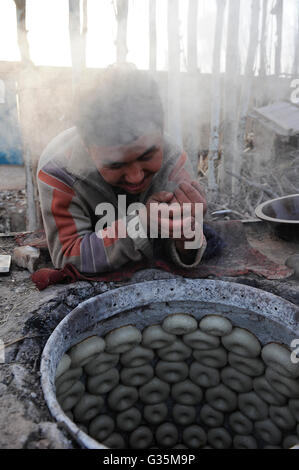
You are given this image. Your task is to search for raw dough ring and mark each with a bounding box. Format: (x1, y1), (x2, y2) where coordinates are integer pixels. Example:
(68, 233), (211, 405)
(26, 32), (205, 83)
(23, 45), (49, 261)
(289, 398), (299, 421)
(189, 362), (220, 388)
(199, 404), (224, 428)
(84, 352), (119, 376)
(220, 366), (253, 393)
(57, 381), (85, 412)
(107, 384), (138, 411)
(129, 426), (153, 449)
(182, 425), (207, 449)
(207, 428), (232, 449)
(120, 345), (154, 368)
(55, 367), (83, 396)
(228, 352), (264, 377)
(228, 411), (253, 435)
(56, 354), (71, 379)
(142, 325), (176, 349)
(254, 419), (282, 445)
(269, 405), (296, 431)
(261, 343), (299, 378)
(116, 407), (142, 432)
(238, 392), (268, 421)
(69, 336), (105, 367)
(105, 325), (142, 354)
(265, 368), (299, 398)
(102, 432), (126, 449)
(155, 423), (179, 448)
(87, 368), (119, 394)
(157, 339), (192, 362)
(155, 361), (188, 383)
(143, 403), (168, 425)
(173, 404), (197, 426)
(193, 346), (227, 368)
(253, 376), (287, 406)
(205, 384), (237, 413)
(73, 393), (104, 423)
(183, 330), (220, 350)
(199, 315), (233, 337)
(139, 377), (170, 405)
(162, 313), (197, 335)
(89, 414), (115, 441)
(233, 435), (258, 449)
(221, 327), (261, 358)
(120, 364), (154, 387)
(171, 380), (203, 405)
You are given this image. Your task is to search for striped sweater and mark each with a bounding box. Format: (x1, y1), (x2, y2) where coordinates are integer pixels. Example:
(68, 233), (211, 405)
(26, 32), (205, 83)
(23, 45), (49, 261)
(37, 127), (207, 274)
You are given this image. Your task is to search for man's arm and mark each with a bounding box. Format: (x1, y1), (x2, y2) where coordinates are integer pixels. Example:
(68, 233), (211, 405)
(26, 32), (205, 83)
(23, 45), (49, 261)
(38, 167), (153, 273)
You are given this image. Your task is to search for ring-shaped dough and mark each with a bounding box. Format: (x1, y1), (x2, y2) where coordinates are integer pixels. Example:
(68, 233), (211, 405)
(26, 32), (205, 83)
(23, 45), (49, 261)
(238, 392), (268, 421)
(288, 398), (299, 421)
(156, 361), (188, 383)
(89, 414), (115, 441)
(55, 367), (83, 396)
(73, 393), (104, 423)
(228, 352), (264, 377)
(206, 384), (237, 413)
(207, 428), (232, 449)
(56, 354), (71, 379)
(221, 367), (253, 393)
(116, 407), (142, 432)
(199, 404), (224, 428)
(107, 384), (138, 412)
(221, 327), (261, 358)
(254, 419), (282, 446)
(142, 325), (176, 349)
(162, 313), (198, 335)
(173, 404), (196, 426)
(102, 432), (126, 449)
(171, 380), (203, 406)
(84, 352), (119, 376)
(183, 330), (220, 351)
(262, 343), (299, 379)
(228, 411), (253, 435)
(129, 426), (153, 449)
(69, 336), (105, 367)
(139, 377), (170, 405)
(155, 423), (179, 448)
(269, 405), (296, 431)
(199, 315), (232, 337)
(233, 435), (258, 449)
(120, 345), (154, 368)
(253, 376), (287, 406)
(189, 362), (220, 388)
(182, 425), (207, 449)
(57, 381), (85, 412)
(157, 339), (192, 362)
(265, 368), (299, 398)
(121, 364), (154, 387)
(87, 368), (119, 394)
(193, 347), (227, 368)
(105, 325), (142, 354)
(144, 403), (168, 425)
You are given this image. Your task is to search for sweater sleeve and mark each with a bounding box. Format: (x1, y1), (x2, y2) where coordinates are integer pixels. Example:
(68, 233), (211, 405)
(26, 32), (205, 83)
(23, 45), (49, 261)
(37, 164), (153, 273)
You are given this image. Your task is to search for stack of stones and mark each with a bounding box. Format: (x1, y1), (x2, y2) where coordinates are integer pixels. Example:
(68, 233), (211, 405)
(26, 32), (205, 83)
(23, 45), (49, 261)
(55, 313), (299, 449)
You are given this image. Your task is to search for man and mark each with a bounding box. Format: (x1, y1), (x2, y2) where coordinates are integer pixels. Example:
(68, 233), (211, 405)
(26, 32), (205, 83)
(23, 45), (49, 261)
(37, 65), (207, 274)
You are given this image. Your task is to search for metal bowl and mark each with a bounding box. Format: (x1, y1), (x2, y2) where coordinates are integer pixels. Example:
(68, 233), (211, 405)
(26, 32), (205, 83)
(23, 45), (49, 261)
(255, 194), (299, 241)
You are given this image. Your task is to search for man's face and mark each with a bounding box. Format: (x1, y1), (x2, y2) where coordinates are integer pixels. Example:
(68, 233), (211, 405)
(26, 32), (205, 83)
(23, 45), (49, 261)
(88, 132), (163, 195)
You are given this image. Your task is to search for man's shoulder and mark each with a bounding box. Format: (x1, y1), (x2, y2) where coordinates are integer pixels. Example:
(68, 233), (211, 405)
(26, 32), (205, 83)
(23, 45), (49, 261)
(38, 127), (80, 172)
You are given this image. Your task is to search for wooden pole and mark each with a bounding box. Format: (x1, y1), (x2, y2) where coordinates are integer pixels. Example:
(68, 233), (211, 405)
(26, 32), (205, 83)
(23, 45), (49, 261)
(69, 0), (87, 90)
(259, 0), (268, 76)
(149, 0), (157, 72)
(116, 0), (129, 63)
(14, 0), (31, 65)
(274, 0), (283, 77)
(208, 0), (226, 191)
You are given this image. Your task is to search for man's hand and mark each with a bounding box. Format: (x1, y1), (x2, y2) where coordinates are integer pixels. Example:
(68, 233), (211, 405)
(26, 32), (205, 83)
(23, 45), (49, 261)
(172, 181), (207, 216)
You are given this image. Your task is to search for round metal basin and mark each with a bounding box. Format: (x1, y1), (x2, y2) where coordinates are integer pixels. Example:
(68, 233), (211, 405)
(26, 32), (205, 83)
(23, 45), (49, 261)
(40, 278), (299, 449)
(255, 194), (299, 241)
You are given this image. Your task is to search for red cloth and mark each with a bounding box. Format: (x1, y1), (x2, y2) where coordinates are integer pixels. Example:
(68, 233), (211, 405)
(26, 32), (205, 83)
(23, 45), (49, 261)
(25, 221), (293, 290)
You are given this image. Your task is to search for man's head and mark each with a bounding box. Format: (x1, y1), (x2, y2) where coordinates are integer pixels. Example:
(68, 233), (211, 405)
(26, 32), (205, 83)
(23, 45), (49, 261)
(74, 64), (164, 194)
